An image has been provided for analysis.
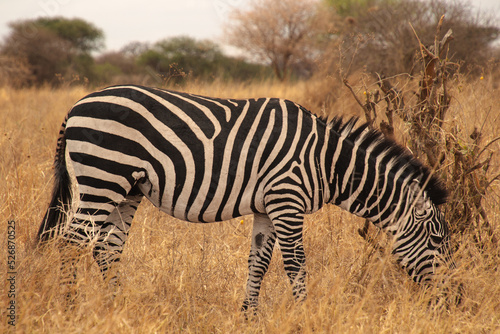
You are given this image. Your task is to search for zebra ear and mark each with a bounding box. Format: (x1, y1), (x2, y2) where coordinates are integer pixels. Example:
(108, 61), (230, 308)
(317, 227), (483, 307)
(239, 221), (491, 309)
(408, 179), (427, 210)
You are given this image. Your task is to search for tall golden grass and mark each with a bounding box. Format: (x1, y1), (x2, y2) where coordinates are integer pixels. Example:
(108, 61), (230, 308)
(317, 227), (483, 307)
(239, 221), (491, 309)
(0, 79), (499, 333)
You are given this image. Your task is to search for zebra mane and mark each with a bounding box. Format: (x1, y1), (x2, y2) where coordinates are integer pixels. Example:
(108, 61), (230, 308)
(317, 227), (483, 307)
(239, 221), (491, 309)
(326, 116), (448, 205)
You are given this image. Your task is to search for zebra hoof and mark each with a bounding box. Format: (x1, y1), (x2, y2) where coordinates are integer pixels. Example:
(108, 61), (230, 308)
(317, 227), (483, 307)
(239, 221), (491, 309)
(241, 301), (258, 320)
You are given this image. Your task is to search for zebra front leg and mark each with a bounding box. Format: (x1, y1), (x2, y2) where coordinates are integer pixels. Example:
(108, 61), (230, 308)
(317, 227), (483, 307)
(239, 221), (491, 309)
(242, 213), (277, 312)
(92, 193), (143, 286)
(272, 215), (307, 302)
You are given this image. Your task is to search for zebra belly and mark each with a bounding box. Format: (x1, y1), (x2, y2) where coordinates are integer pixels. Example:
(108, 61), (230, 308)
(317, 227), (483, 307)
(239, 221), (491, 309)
(136, 172), (264, 223)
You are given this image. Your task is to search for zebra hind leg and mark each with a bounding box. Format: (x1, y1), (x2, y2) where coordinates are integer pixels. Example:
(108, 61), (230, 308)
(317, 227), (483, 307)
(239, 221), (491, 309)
(92, 190), (144, 286)
(58, 188), (128, 299)
(242, 213), (277, 314)
(59, 215), (107, 301)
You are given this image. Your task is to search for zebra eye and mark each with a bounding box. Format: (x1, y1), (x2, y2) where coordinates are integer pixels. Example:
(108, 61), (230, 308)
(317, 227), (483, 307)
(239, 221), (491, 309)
(414, 206), (429, 219)
(430, 234), (442, 244)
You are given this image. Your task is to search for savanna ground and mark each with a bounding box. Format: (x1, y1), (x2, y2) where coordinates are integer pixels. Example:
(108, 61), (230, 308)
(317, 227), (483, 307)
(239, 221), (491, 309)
(1, 76), (499, 333)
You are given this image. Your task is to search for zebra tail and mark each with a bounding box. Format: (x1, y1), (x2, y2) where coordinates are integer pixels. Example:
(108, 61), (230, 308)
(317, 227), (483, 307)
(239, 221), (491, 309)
(37, 117), (72, 243)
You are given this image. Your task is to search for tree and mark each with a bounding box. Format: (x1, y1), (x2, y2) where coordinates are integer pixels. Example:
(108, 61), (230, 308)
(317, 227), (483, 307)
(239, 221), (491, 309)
(137, 36), (221, 82)
(93, 51), (140, 85)
(327, 0), (499, 75)
(137, 36), (272, 83)
(1, 25), (73, 85)
(0, 17), (104, 85)
(30, 17), (104, 54)
(225, 0), (336, 81)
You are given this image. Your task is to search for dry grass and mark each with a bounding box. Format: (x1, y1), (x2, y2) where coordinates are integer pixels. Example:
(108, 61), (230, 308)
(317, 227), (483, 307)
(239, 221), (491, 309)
(0, 80), (499, 333)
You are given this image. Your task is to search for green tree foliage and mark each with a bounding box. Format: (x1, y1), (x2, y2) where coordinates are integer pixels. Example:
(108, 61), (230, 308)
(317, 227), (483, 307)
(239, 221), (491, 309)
(326, 0), (499, 75)
(325, 0), (394, 17)
(93, 49), (142, 85)
(32, 17), (104, 53)
(137, 36), (271, 83)
(0, 17), (104, 85)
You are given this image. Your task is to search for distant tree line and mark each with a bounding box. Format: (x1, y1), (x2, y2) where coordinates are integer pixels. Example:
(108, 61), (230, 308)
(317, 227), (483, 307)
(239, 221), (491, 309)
(0, 0), (498, 87)
(0, 17), (272, 87)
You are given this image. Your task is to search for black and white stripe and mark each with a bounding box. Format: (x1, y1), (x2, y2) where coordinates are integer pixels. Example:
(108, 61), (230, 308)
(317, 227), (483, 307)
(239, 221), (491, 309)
(38, 85), (452, 309)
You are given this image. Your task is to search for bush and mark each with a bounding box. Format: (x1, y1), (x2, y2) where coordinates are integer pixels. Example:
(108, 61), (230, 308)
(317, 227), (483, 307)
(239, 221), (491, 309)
(343, 18), (499, 249)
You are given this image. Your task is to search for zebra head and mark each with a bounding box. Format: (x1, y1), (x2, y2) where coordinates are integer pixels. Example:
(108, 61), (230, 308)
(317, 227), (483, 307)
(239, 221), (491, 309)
(392, 179), (454, 284)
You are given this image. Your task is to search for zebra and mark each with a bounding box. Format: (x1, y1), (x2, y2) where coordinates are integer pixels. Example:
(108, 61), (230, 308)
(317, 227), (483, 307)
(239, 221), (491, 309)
(38, 84), (454, 310)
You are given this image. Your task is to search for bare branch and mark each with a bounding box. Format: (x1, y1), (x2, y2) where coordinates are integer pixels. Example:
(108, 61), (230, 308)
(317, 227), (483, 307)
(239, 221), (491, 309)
(343, 78), (375, 128)
(477, 136), (500, 158)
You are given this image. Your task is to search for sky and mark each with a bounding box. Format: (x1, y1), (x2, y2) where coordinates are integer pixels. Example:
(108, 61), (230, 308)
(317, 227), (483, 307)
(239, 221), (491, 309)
(0, 0), (498, 54)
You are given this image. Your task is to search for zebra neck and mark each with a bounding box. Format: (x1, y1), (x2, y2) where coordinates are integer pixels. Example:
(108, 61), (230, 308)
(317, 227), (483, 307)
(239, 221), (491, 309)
(324, 126), (407, 230)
